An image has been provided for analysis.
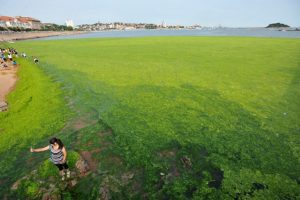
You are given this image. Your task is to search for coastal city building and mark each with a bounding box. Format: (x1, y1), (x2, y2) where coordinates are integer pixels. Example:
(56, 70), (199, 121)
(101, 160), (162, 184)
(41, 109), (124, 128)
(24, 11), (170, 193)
(0, 16), (42, 30)
(77, 21), (197, 31)
(65, 19), (74, 28)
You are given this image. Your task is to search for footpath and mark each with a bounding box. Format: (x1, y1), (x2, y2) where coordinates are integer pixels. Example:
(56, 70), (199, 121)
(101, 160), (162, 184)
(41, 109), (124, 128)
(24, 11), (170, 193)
(0, 60), (18, 111)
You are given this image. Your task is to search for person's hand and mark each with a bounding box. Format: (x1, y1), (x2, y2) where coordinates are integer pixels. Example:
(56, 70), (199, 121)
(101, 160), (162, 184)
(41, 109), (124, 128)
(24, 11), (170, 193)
(30, 147), (34, 152)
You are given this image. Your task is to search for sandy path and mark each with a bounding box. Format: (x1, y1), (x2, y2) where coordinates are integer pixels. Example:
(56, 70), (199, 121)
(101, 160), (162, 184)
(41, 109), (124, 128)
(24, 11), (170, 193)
(0, 64), (18, 102)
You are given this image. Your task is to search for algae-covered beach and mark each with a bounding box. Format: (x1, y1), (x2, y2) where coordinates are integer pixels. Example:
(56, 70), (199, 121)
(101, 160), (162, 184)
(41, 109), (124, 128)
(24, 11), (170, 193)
(1, 36), (299, 199)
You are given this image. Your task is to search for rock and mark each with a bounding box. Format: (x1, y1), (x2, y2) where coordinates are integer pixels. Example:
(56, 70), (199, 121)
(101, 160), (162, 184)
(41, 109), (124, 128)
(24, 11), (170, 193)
(11, 180), (21, 190)
(0, 101), (8, 112)
(49, 183), (56, 189)
(99, 186), (110, 200)
(44, 193), (60, 200)
(121, 172), (134, 184)
(70, 179), (78, 187)
(75, 158), (90, 175)
(11, 176), (28, 190)
(42, 192), (51, 200)
(48, 176), (56, 182)
(181, 156), (192, 168)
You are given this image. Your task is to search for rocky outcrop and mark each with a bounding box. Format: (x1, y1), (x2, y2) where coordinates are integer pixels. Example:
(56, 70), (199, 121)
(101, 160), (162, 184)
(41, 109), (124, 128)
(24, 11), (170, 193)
(266, 23), (290, 28)
(11, 153), (90, 199)
(0, 101), (8, 112)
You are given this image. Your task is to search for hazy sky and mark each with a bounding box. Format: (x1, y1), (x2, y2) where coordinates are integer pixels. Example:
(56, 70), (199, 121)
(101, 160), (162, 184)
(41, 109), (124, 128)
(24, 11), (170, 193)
(0, 0), (299, 27)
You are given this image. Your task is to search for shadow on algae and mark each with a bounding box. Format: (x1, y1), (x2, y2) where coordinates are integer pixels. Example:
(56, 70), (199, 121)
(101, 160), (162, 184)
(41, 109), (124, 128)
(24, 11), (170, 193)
(3, 62), (300, 199)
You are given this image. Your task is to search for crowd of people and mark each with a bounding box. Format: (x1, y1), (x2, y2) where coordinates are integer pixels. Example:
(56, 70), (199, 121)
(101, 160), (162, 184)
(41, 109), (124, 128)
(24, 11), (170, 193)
(0, 47), (19, 69)
(0, 47), (39, 69)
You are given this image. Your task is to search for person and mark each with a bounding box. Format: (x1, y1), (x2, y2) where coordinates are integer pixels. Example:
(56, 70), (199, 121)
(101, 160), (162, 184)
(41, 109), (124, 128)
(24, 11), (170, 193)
(8, 53), (12, 61)
(30, 137), (71, 180)
(34, 57), (39, 64)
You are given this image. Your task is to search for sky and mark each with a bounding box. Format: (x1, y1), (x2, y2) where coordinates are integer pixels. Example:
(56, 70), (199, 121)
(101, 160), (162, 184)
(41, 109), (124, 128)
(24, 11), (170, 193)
(0, 0), (299, 27)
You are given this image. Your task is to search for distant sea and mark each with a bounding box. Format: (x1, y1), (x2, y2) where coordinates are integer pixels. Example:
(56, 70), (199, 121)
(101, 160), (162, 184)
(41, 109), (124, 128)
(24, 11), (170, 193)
(34, 28), (300, 40)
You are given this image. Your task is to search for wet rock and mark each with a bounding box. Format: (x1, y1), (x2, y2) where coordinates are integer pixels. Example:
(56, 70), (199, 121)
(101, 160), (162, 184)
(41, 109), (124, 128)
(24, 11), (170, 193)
(75, 157), (90, 175)
(181, 156), (192, 168)
(121, 172), (134, 185)
(48, 176), (56, 182)
(11, 180), (21, 190)
(45, 193), (60, 200)
(11, 176), (27, 190)
(0, 101), (8, 112)
(42, 192), (51, 200)
(99, 186), (110, 200)
(11, 153), (91, 198)
(70, 179), (78, 187)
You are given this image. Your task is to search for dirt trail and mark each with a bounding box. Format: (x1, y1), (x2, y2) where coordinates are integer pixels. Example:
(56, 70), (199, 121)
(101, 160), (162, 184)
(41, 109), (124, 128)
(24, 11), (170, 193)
(0, 63), (18, 103)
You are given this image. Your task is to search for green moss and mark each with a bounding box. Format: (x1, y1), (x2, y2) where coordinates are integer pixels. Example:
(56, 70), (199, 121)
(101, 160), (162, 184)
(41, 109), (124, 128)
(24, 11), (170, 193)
(16, 179), (40, 199)
(38, 159), (60, 179)
(26, 181), (40, 198)
(68, 151), (81, 168)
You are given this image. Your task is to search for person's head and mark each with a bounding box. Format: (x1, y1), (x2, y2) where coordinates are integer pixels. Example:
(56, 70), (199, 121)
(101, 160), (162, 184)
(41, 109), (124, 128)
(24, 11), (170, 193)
(49, 137), (64, 149)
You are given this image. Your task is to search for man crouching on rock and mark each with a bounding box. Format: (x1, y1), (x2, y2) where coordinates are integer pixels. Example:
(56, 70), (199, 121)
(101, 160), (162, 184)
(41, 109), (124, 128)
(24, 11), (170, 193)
(30, 137), (70, 181)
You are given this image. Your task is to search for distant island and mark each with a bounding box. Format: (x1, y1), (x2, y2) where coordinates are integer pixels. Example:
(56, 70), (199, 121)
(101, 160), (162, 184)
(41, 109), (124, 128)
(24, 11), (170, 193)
(266, 23), (290, 28)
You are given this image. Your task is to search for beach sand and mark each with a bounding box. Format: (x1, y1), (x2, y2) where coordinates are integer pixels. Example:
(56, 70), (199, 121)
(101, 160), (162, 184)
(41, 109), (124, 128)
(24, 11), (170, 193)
(0, 63), (18, 102)
(0, 31), (85, 41)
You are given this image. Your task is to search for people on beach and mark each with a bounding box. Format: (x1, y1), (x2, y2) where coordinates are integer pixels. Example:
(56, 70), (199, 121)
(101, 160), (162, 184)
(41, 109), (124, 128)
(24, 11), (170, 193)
(0, 47), (30, 70)
(1, 63), (8, 68)
(30, 137), (71, 180)
(2, 55), (7, 62)
(0, 47), (21, 63)
(8, 53), (12, 61)
(34, 57), (39, 64)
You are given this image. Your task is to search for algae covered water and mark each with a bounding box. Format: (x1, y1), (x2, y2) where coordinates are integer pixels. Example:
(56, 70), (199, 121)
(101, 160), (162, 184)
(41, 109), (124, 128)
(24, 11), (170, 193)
(33, 28), (300, 41)
(3, 36), (300, 199)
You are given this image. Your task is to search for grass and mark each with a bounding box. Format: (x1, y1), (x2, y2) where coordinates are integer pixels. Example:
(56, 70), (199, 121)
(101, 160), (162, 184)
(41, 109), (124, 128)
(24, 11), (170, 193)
(4, 36), (300, 199)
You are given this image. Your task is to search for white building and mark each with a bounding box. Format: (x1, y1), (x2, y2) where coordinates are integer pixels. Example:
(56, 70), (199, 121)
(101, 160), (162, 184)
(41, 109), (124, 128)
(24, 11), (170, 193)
(65, 19), (74, 28)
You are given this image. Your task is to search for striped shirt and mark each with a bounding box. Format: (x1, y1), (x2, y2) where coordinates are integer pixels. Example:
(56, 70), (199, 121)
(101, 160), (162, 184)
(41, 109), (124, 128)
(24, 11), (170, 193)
(49, 145), (64, 164)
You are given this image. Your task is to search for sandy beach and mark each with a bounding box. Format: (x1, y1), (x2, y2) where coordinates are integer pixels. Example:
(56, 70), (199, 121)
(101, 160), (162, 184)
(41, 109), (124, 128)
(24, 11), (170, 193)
(0, 60), (18, 111)
(0, 62), (18, 101)
(0, 31), (85, 41)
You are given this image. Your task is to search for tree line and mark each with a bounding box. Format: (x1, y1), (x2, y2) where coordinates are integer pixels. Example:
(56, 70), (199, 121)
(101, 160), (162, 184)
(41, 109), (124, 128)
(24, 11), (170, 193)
(0, 24), (73, 32)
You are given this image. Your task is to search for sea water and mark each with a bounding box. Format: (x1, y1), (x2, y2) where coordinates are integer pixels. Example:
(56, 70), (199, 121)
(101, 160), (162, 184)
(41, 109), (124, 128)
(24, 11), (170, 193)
(34, 27), (300, 40)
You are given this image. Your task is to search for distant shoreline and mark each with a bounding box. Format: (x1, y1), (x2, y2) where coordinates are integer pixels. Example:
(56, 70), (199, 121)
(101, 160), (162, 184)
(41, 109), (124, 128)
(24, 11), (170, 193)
(0, 31), (87, 42)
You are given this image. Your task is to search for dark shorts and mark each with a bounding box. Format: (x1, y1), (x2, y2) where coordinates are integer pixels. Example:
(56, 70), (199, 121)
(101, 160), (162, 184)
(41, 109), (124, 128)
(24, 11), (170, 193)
(55, 162), (69, 171)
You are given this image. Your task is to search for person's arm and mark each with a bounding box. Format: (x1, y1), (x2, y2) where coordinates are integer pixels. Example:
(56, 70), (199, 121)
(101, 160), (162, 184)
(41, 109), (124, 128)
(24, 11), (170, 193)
(62, 147), (67, 163)
(30, 145), (49, 153)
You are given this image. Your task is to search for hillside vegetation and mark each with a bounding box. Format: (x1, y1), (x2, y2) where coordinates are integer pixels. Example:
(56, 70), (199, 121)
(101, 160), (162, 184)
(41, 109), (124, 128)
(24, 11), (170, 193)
(4, 36), (300, 199)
